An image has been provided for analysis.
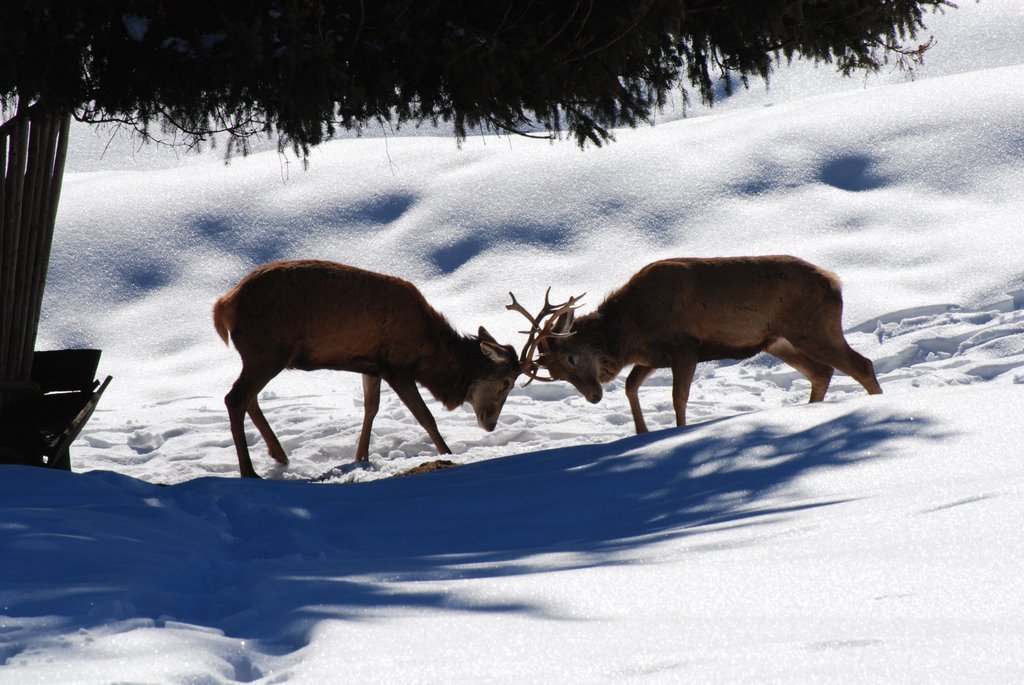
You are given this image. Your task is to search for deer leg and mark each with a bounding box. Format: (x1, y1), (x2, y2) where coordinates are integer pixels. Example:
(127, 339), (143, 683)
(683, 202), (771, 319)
(789, 333), (882, 396)
(247, 397), (289, 464)
(625, 364), (656, 434)
(836, 342), (883, 395)
(225, 362), (284, 479)
(765, 338), (835, 403)
(384, 372), (453, 455)
(355, 374), (381, 462)
(670, 348), (699, 427)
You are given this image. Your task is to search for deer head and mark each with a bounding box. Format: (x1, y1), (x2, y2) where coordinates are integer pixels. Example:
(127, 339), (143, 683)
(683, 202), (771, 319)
(505, 288), (595, 396)
(469, 326), (521, 431)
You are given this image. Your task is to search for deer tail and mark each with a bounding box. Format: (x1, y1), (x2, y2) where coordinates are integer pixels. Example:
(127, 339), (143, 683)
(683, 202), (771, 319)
(212, 294), (236, 346)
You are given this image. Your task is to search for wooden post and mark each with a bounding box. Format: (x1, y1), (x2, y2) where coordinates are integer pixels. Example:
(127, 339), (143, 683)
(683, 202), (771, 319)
(12, 108), (47, 376)
(1, 107), (30, 378)
(24, 114), (70, 377)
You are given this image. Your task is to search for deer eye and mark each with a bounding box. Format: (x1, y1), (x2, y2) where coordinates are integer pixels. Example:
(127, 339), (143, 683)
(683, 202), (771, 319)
(567, 355), (576, 368)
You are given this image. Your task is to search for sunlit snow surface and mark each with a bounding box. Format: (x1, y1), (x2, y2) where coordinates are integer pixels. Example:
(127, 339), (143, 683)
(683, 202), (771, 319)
(3, 2), (1023, 682)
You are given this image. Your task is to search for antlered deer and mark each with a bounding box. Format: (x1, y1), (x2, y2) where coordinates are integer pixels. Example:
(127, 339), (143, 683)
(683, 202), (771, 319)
(214, 260), (521, 478)
(508, 256), (882, 434)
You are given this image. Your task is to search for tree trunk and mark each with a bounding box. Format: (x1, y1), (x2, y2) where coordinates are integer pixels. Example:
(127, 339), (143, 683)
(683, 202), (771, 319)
(0, 101), (72, 458)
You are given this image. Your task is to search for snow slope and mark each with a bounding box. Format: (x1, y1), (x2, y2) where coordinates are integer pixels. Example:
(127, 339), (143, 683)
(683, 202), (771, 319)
(3, 1), (1024, 682)
(45, 59), (1024, 485)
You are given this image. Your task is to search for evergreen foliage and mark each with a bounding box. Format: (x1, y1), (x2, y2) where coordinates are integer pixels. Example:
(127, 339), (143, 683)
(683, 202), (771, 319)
(1, 0), (953, 153)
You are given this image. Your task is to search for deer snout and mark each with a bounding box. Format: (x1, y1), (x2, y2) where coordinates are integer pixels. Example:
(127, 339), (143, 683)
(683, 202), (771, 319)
(580, 384), (603, 404)
(476, 410), (499, 432)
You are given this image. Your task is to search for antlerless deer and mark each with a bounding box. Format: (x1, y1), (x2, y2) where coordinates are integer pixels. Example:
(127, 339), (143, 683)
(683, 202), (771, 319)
(214, 260), (521, 478)
(509, 256), (882, 434)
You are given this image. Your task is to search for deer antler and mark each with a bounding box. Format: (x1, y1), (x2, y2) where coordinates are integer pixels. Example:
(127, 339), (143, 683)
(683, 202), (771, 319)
(506, 287), (585, 386)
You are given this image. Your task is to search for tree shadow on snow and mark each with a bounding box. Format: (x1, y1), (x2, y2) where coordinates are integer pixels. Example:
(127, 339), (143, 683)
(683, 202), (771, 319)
(0, 406), (944, 662)
(183, 407), (941, 640)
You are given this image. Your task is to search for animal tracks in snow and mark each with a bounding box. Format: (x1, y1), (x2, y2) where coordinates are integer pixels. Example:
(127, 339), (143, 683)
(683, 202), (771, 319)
(73, 294), (1024, 485)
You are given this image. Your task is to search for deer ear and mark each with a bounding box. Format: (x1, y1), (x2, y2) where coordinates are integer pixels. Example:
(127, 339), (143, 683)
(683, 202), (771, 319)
(477, 326), (497, 343)
(480, 339), (513, 364)
(553, 310), (575, 335)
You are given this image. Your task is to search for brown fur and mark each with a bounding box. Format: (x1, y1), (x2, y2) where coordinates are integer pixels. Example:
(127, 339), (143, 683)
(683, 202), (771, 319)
(539, 255), (882, 433)
(215, 260), (520, 477)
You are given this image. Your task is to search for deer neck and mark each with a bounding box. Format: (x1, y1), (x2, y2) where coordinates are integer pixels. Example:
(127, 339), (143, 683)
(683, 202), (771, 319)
(415, 327), (476, 410)
(577, 306), (629, 382)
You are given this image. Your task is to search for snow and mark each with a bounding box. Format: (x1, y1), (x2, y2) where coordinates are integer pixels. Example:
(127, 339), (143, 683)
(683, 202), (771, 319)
(3, 1), (1024, 682)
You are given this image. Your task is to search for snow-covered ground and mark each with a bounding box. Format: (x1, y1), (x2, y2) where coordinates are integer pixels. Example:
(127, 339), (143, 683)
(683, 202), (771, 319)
(3, 1), (1023, 682)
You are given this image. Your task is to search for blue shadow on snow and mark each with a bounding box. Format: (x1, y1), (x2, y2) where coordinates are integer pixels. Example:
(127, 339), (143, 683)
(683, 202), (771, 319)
(0, 407), (943, 663)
